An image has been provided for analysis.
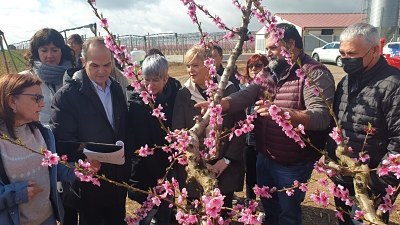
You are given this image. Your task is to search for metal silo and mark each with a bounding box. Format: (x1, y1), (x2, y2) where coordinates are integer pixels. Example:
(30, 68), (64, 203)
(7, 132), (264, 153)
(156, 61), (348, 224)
(368, 0), (400, 41)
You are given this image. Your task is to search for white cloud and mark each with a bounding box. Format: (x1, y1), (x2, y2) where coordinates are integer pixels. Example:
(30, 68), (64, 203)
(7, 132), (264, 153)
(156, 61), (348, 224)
(0, 0), (362, 44)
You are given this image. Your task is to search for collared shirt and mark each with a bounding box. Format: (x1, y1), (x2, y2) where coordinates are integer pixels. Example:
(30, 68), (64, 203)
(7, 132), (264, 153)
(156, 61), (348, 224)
(90, 78), (114, 129)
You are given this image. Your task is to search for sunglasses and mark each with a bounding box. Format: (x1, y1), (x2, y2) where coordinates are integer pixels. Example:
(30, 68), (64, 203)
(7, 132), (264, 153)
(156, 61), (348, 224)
(17, 93), (45, 103)
(248, 63), (264, 69)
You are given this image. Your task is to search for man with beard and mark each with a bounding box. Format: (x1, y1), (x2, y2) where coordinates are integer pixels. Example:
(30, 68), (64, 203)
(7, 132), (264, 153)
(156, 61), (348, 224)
(197, 23), (335, 225)
(326, 23), (400, 225)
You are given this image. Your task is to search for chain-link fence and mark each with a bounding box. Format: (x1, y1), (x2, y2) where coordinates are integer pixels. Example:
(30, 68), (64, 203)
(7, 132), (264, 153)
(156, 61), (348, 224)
(12, 31), (256, 55)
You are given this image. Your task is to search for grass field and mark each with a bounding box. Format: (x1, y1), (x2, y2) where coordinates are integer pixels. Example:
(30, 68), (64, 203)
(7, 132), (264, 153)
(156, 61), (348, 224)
(0, 49), (27, 74)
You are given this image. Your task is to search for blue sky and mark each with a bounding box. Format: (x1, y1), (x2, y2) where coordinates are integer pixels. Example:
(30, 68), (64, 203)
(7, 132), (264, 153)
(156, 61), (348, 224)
(1, 0), (363, 44)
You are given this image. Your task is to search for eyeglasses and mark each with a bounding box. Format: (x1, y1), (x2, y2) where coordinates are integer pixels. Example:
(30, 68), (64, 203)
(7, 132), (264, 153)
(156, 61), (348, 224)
(248, 63), (264, 69)
(17, 93), (45, 103)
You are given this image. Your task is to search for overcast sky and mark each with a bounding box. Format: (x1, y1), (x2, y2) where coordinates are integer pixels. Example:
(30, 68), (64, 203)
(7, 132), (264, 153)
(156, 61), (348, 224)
(1, 0), (364, 44)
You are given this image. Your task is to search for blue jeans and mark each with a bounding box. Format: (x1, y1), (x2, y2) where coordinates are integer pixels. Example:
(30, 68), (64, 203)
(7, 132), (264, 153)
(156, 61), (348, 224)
(256, 153), (314, 225)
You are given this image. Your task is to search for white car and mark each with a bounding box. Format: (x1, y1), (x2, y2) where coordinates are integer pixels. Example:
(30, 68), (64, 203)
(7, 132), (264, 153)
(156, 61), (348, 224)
(311, 42), (342, 67)
(382, 42), (400, 56)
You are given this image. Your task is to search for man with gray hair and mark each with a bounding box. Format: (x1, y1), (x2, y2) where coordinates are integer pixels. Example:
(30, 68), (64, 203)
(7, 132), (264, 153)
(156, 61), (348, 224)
(326, 22), (400, 224)
(126, 54), (181, 225)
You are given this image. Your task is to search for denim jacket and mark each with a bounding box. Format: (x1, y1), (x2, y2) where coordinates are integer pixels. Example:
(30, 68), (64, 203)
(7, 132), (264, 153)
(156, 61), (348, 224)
(0, 123), (76, 225)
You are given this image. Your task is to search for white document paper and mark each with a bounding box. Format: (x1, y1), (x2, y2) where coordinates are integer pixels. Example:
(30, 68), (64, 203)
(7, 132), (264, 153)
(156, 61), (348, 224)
(83, 141), (125, 165)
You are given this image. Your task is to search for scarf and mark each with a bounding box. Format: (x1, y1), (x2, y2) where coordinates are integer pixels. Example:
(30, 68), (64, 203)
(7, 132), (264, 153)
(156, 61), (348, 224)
(33, 61), (72, 86)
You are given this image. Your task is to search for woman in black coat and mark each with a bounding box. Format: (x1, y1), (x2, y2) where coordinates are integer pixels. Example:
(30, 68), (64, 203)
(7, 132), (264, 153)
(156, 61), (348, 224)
(127, 54), (181, 225)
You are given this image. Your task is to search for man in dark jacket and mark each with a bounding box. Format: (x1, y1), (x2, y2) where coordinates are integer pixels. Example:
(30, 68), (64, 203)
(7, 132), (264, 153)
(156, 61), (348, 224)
(326, 23), (400, 225)
(50, 36), (129, 225)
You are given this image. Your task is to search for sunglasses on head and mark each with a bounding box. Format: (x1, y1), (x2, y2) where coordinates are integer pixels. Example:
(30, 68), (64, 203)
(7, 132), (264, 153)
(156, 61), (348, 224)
(248, 63), (264, 69)
(17, 93), (45, 103)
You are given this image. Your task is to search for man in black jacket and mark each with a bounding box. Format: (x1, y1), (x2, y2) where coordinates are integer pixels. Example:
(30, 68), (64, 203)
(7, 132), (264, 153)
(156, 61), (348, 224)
(326, 23), (400, 225)
(51, 37), (129, 225)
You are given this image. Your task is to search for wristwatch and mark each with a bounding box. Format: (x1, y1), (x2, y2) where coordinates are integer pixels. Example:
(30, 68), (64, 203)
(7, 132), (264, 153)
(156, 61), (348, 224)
(223, 157), (231, 165)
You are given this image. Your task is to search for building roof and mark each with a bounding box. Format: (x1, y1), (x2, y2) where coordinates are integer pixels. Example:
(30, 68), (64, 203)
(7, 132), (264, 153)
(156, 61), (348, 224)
(275, 13), (365, 29)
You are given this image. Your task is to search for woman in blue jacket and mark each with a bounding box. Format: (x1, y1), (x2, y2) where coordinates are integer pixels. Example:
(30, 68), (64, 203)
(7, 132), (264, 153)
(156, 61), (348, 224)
(0, 73), (76, 225)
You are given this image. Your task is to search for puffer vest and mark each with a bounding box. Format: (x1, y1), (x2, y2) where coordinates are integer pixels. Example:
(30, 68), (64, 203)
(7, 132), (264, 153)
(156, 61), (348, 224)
(255, 53), (330, 164)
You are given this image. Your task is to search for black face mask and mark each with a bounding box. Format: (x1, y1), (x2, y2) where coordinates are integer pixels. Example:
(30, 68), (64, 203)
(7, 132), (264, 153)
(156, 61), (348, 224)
(342, 57), (364, 75)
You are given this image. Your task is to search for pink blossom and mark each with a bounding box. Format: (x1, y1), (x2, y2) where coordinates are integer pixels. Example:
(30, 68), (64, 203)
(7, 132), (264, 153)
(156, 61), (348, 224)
(152, 104), (166, 121)
(41, 149), (60, 167)
(268, 104), (281, 117)
(100, 18), (109, 28)
(286, 189), (295, 196)
(61, 154), (68, 162)
(310, 190), (329, 208)
(175, 210), (198, 225)
(253, 185), (276, 198)
(335, 210), (345, 222)
(386, 185), (396, 196)
(358, 152), (370, 163)
(140, 91), (151, 104)
(138, 144), (154, 157)
(353, 210), (364, 221)
(295, 69), (306, 81)
(311, 87), (320, 96)
(329, 127), (343, 145)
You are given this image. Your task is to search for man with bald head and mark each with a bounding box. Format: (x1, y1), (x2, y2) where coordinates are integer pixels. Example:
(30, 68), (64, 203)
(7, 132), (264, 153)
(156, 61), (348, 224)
(51, 37), (129, 225)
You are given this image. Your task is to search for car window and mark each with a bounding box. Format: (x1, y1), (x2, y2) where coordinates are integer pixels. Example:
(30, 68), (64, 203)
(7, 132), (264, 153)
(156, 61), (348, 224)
(389, 43), (400, 49)
(324, 43), (334, 49)
(333, 43), (339, 49)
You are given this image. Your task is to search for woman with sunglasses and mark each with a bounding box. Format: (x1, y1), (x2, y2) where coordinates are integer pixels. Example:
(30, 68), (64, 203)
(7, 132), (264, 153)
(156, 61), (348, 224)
(0, 73), (78, 225)
(240, 54), (268, 205)
(20, 28), (75, 125)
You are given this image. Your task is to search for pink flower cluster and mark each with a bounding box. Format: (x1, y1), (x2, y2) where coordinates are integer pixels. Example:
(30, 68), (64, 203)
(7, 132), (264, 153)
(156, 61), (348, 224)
(235, 201), (263, 225)
(329, 184), (353, 207)
(165, 129), (192, 165)
(310, 189), (329, 208)
(377, 154), (400, 178)
(152, 104), (167, 121)
(268, 104), (306, 148)
(377, 185), (398, 214)
(229, 112), (256, 141)
(74, 159), (100, 186)
(41, 149), (60, 167)
(329, 127), (343, 145)
(204, 104), (223, 158)
(253, 184), (277, 199)
(202, 188), (225, 218)
(280, 46), (293, 66)
(104, 35), (132, 66)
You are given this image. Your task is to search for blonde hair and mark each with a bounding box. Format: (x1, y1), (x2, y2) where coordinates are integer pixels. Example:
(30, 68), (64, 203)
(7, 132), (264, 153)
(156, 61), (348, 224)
(184, 45), (211, 64)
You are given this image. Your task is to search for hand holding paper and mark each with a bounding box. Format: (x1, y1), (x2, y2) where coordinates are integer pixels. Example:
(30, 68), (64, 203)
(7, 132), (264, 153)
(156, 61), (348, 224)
(83, 141), (125, 165)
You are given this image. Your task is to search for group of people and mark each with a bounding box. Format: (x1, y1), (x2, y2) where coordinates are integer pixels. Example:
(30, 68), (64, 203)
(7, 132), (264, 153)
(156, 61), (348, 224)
(0, 21), (399, 225)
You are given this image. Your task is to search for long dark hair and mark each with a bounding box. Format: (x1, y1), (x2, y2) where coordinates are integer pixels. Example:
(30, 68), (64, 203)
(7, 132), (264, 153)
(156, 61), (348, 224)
(24, 28), (75, 68)
(0, 74), (42, 139)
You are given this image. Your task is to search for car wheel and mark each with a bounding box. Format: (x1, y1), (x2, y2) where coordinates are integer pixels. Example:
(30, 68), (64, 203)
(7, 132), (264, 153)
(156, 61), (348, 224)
(312, 53), (319, 62)
(336, 56), (342, 67)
